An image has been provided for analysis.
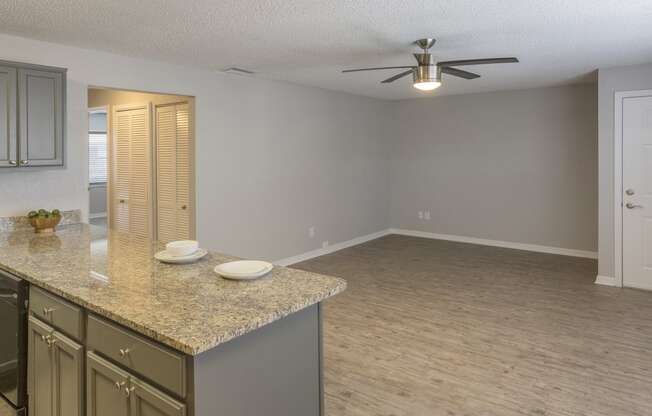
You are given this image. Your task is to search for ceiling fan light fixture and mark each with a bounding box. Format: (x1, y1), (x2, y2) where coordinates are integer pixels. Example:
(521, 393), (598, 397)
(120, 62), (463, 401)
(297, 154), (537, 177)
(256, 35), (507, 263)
(413, 65), (441, 91)
(413, 81), (441, 91)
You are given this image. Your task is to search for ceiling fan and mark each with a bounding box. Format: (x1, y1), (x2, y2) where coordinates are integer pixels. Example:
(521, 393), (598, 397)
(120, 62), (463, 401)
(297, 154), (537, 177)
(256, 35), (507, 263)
(342, 38), (518, 91)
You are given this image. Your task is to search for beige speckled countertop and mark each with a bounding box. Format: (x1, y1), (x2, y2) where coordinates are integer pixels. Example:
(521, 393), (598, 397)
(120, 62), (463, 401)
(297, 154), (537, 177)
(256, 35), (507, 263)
(0, 224), (346, 355)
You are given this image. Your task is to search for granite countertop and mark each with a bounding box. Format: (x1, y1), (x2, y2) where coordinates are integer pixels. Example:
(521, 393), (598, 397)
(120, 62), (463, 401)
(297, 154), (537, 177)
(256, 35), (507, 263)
(0, 224), (346, 355)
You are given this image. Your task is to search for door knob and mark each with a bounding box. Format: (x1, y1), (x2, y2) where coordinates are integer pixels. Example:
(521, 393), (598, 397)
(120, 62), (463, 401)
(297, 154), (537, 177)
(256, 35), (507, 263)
(625, 188), (635, 196)
(181, 205), (187, 210)
(626, 202), (644, 209)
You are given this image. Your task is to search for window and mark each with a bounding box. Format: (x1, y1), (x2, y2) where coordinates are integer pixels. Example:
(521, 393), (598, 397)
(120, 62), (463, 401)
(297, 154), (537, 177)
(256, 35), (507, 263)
(89, 111), (108, 184)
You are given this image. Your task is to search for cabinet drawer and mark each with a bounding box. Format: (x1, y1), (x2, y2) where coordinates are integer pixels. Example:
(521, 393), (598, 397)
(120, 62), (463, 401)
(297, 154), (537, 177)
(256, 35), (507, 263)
(86, 314), (186, 398)
(30, 286), (83, 341)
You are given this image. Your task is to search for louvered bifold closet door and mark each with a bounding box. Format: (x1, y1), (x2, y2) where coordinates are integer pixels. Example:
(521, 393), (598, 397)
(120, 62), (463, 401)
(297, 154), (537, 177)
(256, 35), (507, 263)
(156, 103), (191, 243)
(175, 103), (191, 240)
(111, 104), (151, 239)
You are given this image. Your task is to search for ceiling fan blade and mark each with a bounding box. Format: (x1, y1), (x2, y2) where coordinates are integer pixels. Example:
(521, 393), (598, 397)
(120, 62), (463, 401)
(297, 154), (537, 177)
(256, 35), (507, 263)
(342, 66), (415, 73)
(381, 69), (415, 83)
(437, 57), (519, 67)
(441, 66), (480, 80)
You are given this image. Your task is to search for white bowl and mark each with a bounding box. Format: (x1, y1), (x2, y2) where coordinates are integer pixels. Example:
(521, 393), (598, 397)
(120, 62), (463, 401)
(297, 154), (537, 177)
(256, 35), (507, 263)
(165, 240), (199, 257)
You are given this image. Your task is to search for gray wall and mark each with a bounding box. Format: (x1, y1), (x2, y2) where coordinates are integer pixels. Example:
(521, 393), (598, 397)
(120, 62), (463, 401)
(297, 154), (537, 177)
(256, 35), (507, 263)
(89, 112), (106, 132)
(389, 84), (598, 252)
(89, 185), (106, 216)
(0, 32), (608, 263)
(597, 62), (652, 277)
(0, 33), (391, 261)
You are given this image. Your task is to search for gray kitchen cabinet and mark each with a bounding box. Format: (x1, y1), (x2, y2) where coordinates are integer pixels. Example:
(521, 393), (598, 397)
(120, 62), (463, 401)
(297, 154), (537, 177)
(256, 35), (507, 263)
(18, 68), (64, 167)
(28, 316), (54, 416)
(51, 330), (84, 416)
(0, 66), (17, 167)
(27, 315), (83, 416)
(87, 352), (185, 416)
(0, 60), (66, 170)
(86, 352), (130, 416)
(130, 376), (186, 416)
(87, 314), (186, 398)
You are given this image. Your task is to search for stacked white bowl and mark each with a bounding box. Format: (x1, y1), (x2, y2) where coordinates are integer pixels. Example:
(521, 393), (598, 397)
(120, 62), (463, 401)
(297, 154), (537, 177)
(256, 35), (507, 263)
(165, 240), (199, 257)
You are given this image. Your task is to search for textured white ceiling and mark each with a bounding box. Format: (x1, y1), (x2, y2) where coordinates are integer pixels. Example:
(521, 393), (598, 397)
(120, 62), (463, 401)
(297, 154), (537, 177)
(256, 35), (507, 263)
(1, 0), (651, 100)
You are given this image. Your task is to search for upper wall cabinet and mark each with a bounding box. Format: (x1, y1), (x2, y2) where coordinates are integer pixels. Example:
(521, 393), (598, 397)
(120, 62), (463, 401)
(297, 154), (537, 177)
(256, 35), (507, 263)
(0, 60), (66, 170)
(0, 66), (17, 167)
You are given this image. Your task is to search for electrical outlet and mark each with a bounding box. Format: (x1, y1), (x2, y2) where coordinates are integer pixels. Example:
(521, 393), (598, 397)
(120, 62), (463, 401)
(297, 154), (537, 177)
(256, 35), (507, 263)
(309, 226), (315, 238)
(418, 211), (424, 219)
(322, 241), (329, 249)
(424, 211), (431, 220)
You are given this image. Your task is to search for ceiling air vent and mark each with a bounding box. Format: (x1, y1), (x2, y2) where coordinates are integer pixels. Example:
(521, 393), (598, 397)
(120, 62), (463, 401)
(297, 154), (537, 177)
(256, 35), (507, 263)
(221, 67), (255, 75)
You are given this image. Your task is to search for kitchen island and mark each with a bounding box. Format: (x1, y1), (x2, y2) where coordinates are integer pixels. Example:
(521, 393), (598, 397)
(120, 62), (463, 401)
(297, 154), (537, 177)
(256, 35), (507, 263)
(0, 224), (346, 416)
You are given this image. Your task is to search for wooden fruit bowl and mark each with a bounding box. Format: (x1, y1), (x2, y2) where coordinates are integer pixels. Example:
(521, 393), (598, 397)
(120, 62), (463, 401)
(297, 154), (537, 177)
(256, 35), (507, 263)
(29, 215), (62, 234)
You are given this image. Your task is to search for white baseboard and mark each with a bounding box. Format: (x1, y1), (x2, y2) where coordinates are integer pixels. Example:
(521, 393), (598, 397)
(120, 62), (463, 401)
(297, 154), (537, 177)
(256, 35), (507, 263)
(89, 212), (107, 220)
(274, 227), (599, 267)
(274, 229), (391, 266)
(594, 275), (620, 287)
(389, 228), (598, 259)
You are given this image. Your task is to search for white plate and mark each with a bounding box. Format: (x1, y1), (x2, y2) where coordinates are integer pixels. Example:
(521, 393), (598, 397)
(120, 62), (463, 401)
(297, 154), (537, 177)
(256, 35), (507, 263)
(155, 248), (208, 264)
(214, 260), (274, 280)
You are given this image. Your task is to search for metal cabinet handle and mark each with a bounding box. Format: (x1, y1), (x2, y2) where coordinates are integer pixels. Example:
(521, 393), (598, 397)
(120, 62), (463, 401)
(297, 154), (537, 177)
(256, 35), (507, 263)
(43, 307), (55, 315)
(114, 381), (126, 391)
(119, 348), (130, 358)
(20, 160), (29, 165)
(626, 202), (644, 209)
(41, 334), (56, 348)
(8, 160), (17, 166)
(123, 386), (135, 397)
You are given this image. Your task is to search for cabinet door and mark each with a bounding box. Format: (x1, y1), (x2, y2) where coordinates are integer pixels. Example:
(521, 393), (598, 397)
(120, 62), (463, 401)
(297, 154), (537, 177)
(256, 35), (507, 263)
(28, 316), (54, 416)
(18, 68), (64, 167)
(0, 66), (17, 168)
(130, 376), (185, 416)
(87, 352), (130, 416)
(52, 331), (83, 416)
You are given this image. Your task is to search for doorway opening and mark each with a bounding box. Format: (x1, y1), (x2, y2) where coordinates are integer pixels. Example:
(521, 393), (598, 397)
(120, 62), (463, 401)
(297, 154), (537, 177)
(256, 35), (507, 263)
(88, 106), (108, 228)
(87, 87), (196, 242)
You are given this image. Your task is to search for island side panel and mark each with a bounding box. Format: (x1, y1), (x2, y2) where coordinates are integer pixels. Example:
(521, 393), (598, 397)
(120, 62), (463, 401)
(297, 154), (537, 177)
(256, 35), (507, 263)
(191, 304), (322, 416)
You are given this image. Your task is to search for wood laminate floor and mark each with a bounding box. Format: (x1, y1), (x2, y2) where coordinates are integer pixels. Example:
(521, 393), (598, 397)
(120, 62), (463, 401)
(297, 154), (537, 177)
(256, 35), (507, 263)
(294, 235), (652, 416)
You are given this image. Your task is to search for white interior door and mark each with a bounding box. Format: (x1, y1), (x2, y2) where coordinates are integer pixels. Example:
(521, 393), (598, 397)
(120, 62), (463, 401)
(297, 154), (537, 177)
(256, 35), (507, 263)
(623, 95), (652, 289)
(110, 103), (151, 239)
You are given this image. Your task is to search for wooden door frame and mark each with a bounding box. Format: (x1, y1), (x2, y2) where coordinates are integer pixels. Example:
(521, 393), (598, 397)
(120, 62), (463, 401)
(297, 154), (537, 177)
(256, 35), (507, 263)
(614, 89), (652, 287)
